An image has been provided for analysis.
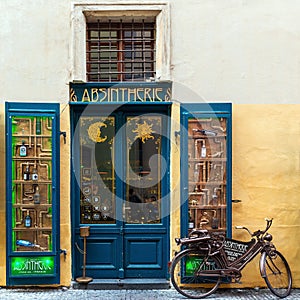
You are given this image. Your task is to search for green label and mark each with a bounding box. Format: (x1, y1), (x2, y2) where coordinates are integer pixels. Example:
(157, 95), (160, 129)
(11, 256), (55, 276)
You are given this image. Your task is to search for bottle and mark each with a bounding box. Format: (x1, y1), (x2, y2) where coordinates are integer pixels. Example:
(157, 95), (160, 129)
(23, 163), (30, 181)
(24, 210), (32, 227)
(201, 141), (206, 158)
(36, 117), (41, 135)
(211, 210), (219, 229)
(188, 211), (195, 229)
(20, 140), (27, 157)
(16, 239), (35, 247)
(32, 168), (38, 181)
(33, 185), (40, 204)
(194, 165), (199, 183)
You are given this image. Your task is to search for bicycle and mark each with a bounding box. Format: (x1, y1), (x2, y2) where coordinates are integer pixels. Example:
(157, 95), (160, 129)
(170, 218), (292, 299)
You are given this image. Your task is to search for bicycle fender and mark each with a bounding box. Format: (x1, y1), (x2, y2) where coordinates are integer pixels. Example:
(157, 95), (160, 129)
(259, 251), (267, 278)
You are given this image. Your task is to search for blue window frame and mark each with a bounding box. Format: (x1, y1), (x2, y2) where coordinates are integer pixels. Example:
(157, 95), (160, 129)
(5, 102), (60, 286)
(180, 103), (232, 238)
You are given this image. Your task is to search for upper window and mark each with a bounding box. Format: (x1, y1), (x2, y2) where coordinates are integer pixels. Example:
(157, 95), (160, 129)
(86, 19), (156, 82)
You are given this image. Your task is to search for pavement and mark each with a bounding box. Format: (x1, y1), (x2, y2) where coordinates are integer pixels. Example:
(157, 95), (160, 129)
(0, 287), (299, 300)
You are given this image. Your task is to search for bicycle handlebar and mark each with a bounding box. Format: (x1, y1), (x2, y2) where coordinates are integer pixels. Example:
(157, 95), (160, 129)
(235, 218), (273, 237)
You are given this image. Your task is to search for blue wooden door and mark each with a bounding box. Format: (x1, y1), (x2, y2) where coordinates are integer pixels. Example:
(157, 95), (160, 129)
(72, 105), (170, 279)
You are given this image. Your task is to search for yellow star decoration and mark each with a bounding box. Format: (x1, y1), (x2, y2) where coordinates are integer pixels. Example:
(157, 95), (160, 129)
(88, 122), (108, 143)
(133, 121), (154, 143)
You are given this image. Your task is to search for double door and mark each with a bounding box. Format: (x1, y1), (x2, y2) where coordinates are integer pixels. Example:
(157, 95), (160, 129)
(72, 105), (170, 279)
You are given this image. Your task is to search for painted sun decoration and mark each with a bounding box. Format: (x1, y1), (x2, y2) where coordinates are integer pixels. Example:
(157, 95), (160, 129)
(133, 121), (155, 143)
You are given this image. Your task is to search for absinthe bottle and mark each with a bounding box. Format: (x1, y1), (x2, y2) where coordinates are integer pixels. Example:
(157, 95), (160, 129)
(20, 140), (27, 157)
(188, 211), (195, 229)
(24, 210), (32, 227)
(33, 185), (40, 204)
(23, 163), (30, 181)
(36, 117), (41, 135)
(32, 168), (38, 181)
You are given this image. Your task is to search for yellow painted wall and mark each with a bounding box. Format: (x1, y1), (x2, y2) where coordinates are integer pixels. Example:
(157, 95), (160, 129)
(59, 105), (72, 287)
(228, 104), (300, 287)
(170, 104), (300, 288)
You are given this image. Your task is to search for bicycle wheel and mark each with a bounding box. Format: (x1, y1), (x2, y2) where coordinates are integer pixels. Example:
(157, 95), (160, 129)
(261, 250), (292, 298)
(170, 249), (222, 299)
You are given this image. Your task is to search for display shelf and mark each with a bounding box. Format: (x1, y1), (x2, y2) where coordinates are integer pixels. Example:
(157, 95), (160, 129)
(9, 115), (54, 252)
(6, 102), (60, 285)
(186, 114), (229, 234)
(13, 227), (52, 231)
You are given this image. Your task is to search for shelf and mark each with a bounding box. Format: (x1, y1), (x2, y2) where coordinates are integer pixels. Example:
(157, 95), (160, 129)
(189, 134), (226, 139)
(189, 228), (226, 233)
(189, 205), (226, 209)
(189, 181), (226, 186)
(189, 158), (227, 162)
(12, 134), (52, 138)
(12, 157), (52, 160)
(13, 227), (52, 231)
(13, 180), (52, 184)
(13, 204), (52, 208)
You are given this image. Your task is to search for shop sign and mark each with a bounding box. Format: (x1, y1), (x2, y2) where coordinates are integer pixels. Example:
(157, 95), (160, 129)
(11, 256), (55, 276)
(69, 82), (172, 103)
(224, 240), (249, 262)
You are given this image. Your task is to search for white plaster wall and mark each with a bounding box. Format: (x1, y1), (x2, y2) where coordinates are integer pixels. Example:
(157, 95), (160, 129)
(0, 0), (300, 104)
(0, 0), (71, 103)
(170, 0), (300, 104)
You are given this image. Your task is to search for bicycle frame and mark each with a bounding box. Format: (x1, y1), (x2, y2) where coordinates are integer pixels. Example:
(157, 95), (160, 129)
(193, 221), (275, 280)
(217, 238), (267, 275)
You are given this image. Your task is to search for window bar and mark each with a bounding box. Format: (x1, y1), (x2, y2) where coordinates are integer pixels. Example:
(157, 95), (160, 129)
(108, 20), (112, 82)
(98, 20), (101, 82)
(131, 19), (134, 81)
(142, 19), (146, 80)
(152, 26), (155, 79)
(119, 20), (124, 81)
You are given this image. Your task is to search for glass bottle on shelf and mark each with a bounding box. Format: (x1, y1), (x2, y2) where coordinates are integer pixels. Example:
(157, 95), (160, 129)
(36, 117), (41, 135)
(32, 168), (38, 181)
(23, 163), (30, 181)
(211, 210), (219, 229)
(33, 185), (40, 204)
(20, 140), (27, 157)
(188, 211), (195, 229)
(24, 210), (32, 227)
(200, 141), (206, 158)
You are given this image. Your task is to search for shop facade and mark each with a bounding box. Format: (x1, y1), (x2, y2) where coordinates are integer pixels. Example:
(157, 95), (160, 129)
(0, 0), (299, 289)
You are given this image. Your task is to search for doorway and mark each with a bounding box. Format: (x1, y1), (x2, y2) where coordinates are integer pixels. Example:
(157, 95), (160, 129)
(71, 104), (170, 279)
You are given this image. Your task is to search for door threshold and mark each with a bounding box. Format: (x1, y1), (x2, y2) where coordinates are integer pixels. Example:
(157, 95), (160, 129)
(73, 278), (170, 290)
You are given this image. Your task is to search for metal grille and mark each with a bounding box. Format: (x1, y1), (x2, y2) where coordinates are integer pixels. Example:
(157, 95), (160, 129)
(86, 19), (156, 82)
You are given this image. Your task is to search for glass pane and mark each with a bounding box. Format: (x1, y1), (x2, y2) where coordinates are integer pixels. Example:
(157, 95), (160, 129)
(79, 117), (116, 224)
(11, 116), (53, 252)
(187, 117), (227, 234)
(125, 116), (162, 224)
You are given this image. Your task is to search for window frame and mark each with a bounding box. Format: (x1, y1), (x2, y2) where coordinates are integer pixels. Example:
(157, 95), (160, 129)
(71, 2), (170, 82)
(86, 19), (156, 82)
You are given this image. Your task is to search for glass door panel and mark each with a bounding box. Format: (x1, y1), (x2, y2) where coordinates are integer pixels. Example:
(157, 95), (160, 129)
(11, 116), (53, 252)
(79, 116), (116, 224)
(124, 115), (162, 224)
(188, 117), (227, 234)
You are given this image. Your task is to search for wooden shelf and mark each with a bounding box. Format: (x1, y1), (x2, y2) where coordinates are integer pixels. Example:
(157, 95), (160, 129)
(12, 157), (52, 160)
(13, 227), (52, 231)
(189, 205), (226, 209)
(189, 181), (226, 186)
(189, 158), (227, 162)
(13, 204), (52, 208)
(13, 180), (52, 184)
